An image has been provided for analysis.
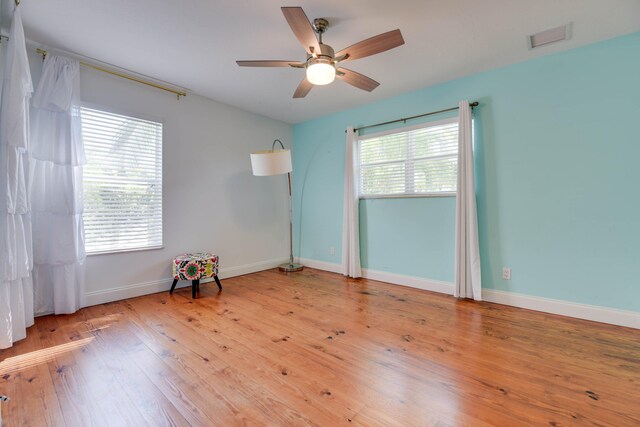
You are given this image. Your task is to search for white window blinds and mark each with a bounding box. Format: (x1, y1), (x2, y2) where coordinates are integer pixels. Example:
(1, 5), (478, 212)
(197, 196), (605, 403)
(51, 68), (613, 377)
(358, 118), (458, 197)
(81, 107), (163, 254)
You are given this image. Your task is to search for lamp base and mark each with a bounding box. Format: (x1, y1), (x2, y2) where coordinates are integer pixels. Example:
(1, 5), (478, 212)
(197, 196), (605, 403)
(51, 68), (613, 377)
(278, 262), (304, 272)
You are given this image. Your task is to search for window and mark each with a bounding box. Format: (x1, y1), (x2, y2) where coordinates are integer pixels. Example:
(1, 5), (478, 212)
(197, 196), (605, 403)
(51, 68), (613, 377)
(358, 117), (458, 197)
(81, 106), (163, 254)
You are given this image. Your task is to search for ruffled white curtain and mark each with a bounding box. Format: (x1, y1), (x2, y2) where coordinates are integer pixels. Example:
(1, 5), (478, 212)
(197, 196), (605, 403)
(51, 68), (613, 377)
(31, 54), (86, 315)
(0, 6), (35, 349)
(454, 100), (482, 300)
(341, 126), (362, 278)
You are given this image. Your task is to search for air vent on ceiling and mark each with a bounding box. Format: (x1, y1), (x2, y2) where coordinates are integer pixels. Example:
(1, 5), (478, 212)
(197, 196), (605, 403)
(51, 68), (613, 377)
(528, 24), (571, 49)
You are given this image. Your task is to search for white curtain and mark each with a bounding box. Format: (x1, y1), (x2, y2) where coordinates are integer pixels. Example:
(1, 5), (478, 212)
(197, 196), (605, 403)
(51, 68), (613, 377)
(31, 54), (86, 315)
(341, 126), (362, 278)
(0, 6), (35, 349)
(454, 100), (482, 300)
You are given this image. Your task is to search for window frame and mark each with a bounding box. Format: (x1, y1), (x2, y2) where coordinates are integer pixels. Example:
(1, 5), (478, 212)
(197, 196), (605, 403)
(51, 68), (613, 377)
(357, 116), (459, 199)
(80, 102), (165, 256)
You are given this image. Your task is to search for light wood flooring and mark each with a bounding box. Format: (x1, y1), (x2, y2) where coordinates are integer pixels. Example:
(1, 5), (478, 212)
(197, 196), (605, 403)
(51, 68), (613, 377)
(0, 268), (638, 426)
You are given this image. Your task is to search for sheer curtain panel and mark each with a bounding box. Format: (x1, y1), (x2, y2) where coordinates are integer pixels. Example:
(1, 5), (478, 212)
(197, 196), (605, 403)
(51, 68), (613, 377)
(341, 127), (362, 278)
(0, 6), (35, 349)
(31, 54), (86, 315)
(454, 100), (482, 300)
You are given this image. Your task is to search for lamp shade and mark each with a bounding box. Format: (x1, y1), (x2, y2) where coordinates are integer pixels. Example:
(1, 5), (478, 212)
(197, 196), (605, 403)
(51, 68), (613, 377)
(250, 149), (292, 176)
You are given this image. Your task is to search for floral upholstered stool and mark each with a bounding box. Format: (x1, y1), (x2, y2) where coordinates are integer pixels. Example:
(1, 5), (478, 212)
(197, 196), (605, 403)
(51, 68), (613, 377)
(170, 253), (222, 299)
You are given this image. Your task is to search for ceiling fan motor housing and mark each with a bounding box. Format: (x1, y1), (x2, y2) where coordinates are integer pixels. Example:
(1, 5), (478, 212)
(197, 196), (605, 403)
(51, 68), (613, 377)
(306, 43), (336, 85)
(308, 43), (335, 68)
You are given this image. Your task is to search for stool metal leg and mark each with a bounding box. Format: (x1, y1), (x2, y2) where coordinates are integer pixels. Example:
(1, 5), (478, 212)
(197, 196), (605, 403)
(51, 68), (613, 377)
(214, 275), (222, 291)
(192, 280), (198, 299)
(170, 279), (178, 294)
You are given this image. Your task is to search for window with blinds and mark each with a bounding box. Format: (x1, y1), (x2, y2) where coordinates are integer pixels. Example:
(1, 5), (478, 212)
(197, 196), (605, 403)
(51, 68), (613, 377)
(358, 118), (458, 197)
(81, 106), (163, 254)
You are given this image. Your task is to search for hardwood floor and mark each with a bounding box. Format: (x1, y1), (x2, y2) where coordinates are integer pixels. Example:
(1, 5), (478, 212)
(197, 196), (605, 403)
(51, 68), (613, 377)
(1, 268), (638, 426)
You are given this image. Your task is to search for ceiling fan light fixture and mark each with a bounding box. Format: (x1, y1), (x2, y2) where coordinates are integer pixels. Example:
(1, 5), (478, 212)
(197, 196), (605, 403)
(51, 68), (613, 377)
(306, 59), (335, 85)
(237, 7), (405, 98)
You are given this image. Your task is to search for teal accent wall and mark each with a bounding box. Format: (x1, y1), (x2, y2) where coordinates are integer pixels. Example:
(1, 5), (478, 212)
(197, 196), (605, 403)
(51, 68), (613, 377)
(292, 32), (640, 312)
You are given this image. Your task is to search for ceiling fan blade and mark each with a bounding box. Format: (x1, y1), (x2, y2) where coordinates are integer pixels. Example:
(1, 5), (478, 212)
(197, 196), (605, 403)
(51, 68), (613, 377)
(281, 7), (321, 55)
(236, 60), (304, 68)
(336, 68), (380, 92)
(293, 77), (313, 98)
(335, 29), (404, 62)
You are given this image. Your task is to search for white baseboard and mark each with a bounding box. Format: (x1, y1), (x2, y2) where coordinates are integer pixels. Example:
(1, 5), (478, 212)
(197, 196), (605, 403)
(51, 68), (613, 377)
(84, 278), (178, 307)
(84, 257), (288, 307)
(362, 268), (455, 295)
(482, 289), (639, 329)
(216, 258), (289, 279)
(297, 257), (454, 295)
(297, 257), (639, 329)
(297, 257), (342, 274)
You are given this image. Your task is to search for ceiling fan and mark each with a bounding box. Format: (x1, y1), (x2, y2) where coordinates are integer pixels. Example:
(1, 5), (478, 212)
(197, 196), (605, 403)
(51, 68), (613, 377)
(236, 7), (405, 98)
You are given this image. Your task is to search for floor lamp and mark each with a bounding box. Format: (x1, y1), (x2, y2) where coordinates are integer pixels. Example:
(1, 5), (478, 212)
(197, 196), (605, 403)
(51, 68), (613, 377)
(250, 140), (303, 272)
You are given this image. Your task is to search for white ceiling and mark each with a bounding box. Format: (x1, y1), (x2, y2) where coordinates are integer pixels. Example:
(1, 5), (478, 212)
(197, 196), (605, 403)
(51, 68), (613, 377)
(7, 0), (640, 124)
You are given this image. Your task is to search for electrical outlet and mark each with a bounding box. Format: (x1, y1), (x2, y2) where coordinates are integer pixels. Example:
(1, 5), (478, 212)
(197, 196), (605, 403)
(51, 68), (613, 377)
(502, 267), (511, 280)
(328, 246), (335, 255)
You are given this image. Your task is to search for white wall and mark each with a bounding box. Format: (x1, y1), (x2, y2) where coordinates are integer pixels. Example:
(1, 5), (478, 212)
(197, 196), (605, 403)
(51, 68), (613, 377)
(27, 51), (292, 305)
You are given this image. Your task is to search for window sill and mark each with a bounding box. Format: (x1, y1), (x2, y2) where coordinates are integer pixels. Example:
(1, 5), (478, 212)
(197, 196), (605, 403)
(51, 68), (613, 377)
(87, 245), (164, 256)
(359, 192), (455, 200)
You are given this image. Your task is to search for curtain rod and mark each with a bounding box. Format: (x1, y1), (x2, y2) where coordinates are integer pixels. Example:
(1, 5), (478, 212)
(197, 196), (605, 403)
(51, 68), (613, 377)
(35, 48), (187, 99)
(350, 101), (479, 133)
(0, 35), (187, 99)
